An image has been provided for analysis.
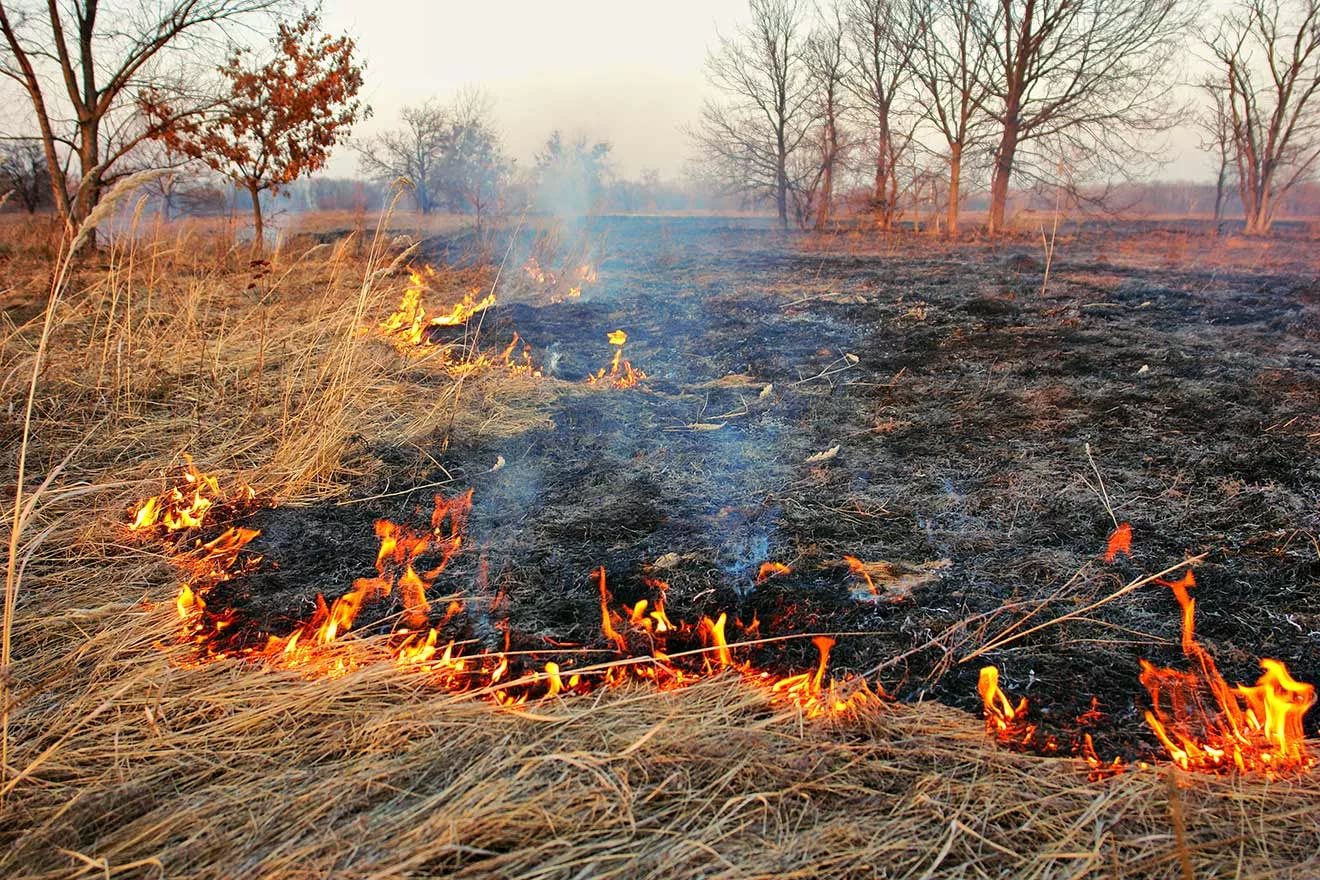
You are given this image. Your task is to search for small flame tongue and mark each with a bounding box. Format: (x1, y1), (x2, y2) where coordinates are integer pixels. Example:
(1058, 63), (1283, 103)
(380, 267), (495, 348)
(588, 330), (646, 388)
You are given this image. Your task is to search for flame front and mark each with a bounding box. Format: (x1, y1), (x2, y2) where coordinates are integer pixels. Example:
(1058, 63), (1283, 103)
(140, 476), (878, 719)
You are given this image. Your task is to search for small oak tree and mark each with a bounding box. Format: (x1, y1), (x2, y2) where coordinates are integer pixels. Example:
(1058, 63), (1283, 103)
(150, 11), (366, 246)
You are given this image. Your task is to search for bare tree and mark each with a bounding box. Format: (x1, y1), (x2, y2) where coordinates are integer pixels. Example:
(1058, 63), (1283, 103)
(436, 88), (510, 232)
(1209, 0), (1320, 235)
(0, 0), (285, 242)
(355, 101), (449, 214)
(695, 0), (818, 228)
(804, 7), (850, 230)
(0, 137), (48, 212)
(842, 0), (919, 230)
(911, 0), (993, 235)
(976, 0), (1194, 234)
(1198, 80), (1238, 234)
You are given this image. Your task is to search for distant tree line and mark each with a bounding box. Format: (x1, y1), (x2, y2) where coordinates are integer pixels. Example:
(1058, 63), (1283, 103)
(2, 0), (1315, 242)
(694, 0), (1320, 236)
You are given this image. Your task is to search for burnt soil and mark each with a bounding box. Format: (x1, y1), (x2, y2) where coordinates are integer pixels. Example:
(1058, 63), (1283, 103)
(199, 217), (1320, 763)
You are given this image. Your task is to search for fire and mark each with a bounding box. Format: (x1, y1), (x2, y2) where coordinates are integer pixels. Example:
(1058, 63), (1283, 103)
(587, 329), (646, 388)
(975, 566), (1316, 778)
(523, 258), (597, 303)
(140, 471), (880, 719)
(842, 555), (875, 595)
(1139, 570), (1315, 775)
(263, 490), (473, 659)
(978, 666), (1036, 745)
(379, 267), (495, 348)
(1104, 522), (1133, 562)
(755, 562), (791, 585)
(129, 458), (223, 533)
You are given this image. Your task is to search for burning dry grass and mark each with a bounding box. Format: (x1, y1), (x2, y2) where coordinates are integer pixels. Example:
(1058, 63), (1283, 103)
(3, 213), (1320, 877)
(6, 601), (1320, 878)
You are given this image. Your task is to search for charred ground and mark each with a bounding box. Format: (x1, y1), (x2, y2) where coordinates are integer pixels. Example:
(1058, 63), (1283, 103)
(205, 217), (1320, 762)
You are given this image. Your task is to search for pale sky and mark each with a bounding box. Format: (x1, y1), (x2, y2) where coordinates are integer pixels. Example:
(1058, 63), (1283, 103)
(322, 0), (751, 179)
(323, 0), (1216, 183)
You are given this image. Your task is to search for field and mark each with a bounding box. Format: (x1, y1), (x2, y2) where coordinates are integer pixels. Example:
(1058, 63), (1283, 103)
(2, 212), (1319, 878)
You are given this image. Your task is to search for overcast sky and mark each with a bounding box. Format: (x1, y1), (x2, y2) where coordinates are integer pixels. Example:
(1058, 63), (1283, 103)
(321, 0), (1217, 182)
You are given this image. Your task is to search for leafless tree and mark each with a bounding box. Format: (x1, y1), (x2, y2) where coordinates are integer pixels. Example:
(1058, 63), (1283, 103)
(976, 0), (1194, 234)
(695, 0), (818, 228)
(1208, 0), (1320, 235)
(911, 0), (993, 235)
(803, 6), (850, 229)
(1198, 80), (1237, 234)
(355, 101), (450, 214)
(0, 137), (47, 212)
(0, 0), (286, 242)
(842, 0), (919, 230)
(438, 88), (510, 232)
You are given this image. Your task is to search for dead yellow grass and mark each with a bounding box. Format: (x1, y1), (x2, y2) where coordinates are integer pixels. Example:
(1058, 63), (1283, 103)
(2, 211), (1320, 879)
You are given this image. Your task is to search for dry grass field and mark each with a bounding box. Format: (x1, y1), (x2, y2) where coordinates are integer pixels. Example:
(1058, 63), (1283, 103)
(2, 205), (1319, 879)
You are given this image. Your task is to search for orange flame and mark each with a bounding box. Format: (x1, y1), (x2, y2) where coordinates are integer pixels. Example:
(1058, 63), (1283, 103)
(135, 467), (883, 721)
(380, 267), (495, 348)
(588, 330), (645, 388)
(1104, 522), (1133, 562)
(1140, 570), (1315, 775)
(755, 562), (791, 585)
(129, 459), (224, 533)
(842, 555), (875, 595)
(977, 666), (1036, 745)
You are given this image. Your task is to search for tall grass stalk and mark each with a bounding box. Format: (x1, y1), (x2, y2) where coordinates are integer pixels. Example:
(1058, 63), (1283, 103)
(1, 172), (165, 798)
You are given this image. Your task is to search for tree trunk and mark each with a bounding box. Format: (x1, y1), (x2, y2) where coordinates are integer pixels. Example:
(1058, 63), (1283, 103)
(776, 167), (789, 229)
(70, 123), (102, 252)
(1211, 161), (1226, 236)
(816, 160), (832, 231)
(816, 120), (835, 232)
(872, 140), (888, 230)
(988, 122), (1019, 235)
(947, 143), (962, 237)
(249, 181), (265, 252)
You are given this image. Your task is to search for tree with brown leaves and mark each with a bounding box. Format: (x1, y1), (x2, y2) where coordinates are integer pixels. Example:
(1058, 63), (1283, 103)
(148, 11), (366, 248)
(0, 0), (285, 243)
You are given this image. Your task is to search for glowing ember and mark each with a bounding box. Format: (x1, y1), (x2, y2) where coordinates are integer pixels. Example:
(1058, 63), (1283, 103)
(1139, 570), (1315, 775)
(1104, 522), (1133, 562)
(587, 329), (646, 388)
